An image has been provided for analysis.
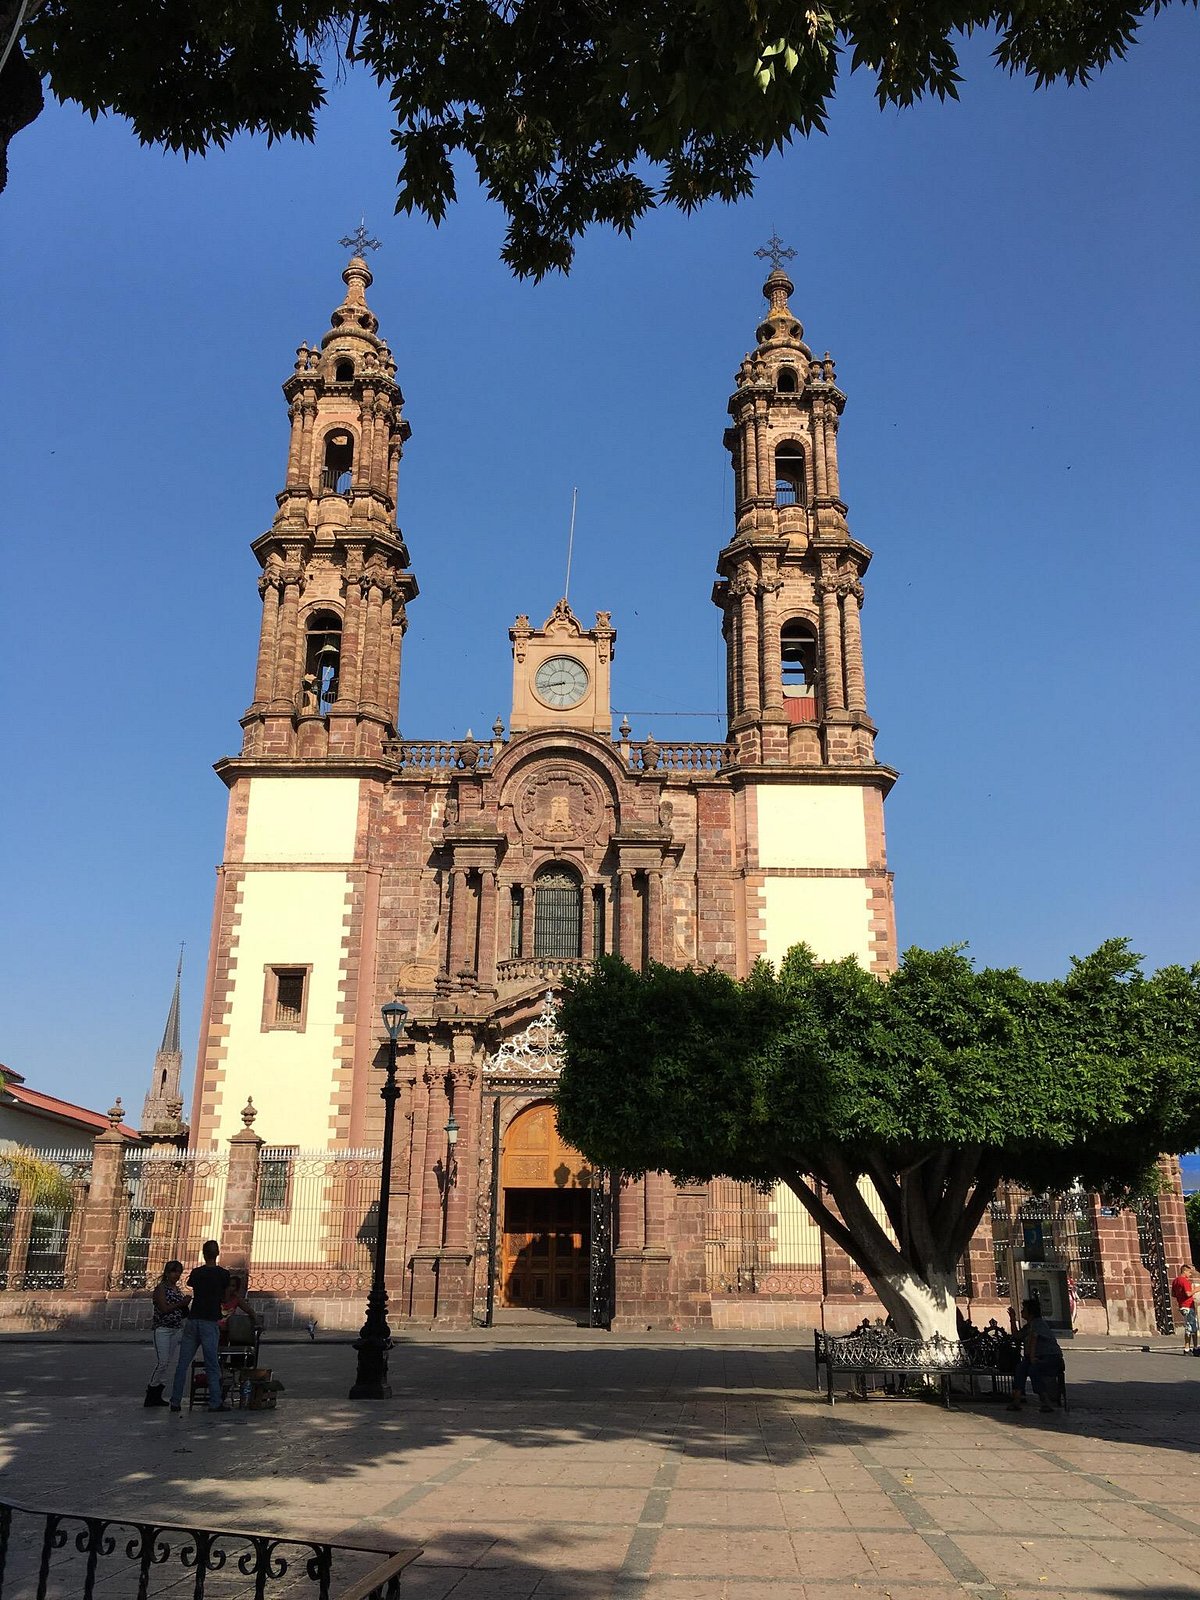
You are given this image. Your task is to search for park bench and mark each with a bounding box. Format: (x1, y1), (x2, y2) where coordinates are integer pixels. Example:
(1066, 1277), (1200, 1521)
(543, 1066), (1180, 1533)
(813, 1320), (1034, 1409)
(0, 1497), (422, 1599)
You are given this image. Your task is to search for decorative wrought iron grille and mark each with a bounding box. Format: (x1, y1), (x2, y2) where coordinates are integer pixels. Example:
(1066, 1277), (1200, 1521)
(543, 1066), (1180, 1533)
(0, 1498), (419, 1599)
(250, 1148), (382, 1296)
(0, 1149), (91, 1290)
(1134, 1197), (1175, 1334)
(989, 1188), (1101, 1306)
(117, 1148), (228, 1289)
(705, 1180), (823, 1295)
(533, 870), (582, 959)
(589, 1169), (614, 1328)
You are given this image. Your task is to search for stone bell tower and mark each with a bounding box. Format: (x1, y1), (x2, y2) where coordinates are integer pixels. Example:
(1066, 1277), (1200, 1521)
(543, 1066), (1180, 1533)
(714, 238), (875, 770)
(240, 234), (419, 761)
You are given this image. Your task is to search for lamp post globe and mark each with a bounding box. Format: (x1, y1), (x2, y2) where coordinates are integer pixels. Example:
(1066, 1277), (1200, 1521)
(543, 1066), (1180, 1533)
(349, 999), (408, 1399)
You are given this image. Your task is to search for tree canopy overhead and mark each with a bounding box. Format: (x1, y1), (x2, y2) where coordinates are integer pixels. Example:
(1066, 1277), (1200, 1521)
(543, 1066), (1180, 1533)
(555, 942), (1200, 1338)
(5, 1), (1195, 275)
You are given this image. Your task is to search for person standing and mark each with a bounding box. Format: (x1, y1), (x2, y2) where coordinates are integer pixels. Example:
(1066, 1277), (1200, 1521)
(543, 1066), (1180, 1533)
(1170, 1263), (1198, 1354)
(144, 1260), (189, 1407)
(1007, 1296), (1065, 1413)
(168, 1240), (232, 1413)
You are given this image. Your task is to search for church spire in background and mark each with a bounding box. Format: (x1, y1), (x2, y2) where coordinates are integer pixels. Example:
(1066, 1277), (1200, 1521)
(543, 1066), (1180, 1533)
(140, 947), (187, 1139)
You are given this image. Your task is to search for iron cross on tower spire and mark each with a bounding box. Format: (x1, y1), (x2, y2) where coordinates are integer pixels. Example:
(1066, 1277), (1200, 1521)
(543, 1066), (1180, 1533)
(339, 219), (382, 256)
(754, 231), (796, 272)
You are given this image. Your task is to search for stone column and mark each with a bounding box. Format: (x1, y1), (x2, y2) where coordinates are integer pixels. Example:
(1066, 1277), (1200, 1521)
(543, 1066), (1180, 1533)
(220, 1099), (264, 1283)
(338, 564), (364, 707)
(359, 578), (383, 711)
(477, 869), (499, 985)
(644, 1171), (669, 1254)
(284, 401), (305, 487)
(447, 867), (473, 978)
(760, 578), (783, 711)
(410, 1067), (449, 1320)
(75, 1105), (130, 1294)
(753, 399), (770, 501)
(824, 408), (841, 500)
(818, 579), (845, 713)
(645, 871), (664, 964)
(1156, 1156), (1192, 1274)
(298, 396), (316, 489)
(443, 1067), (474, 1251)
(617, 869), (635, 964)
(812, 399), (828, 497)
(252, 575), (281, 705)
(737, 575), (761, 716)
(667, 1184), (713, 1328)
(418, 1070), (448, 1251)
(841, 582), (867, 713)
(612, 1174), (646, 1328)
(354, 395), (374, 492)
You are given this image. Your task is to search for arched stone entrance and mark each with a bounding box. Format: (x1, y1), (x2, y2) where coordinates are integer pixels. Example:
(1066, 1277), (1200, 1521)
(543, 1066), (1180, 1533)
(500, 1101), (592, 1310)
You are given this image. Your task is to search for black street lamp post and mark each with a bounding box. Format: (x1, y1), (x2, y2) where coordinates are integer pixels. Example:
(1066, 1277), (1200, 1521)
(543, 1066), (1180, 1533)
(349, 998), (408, 1399)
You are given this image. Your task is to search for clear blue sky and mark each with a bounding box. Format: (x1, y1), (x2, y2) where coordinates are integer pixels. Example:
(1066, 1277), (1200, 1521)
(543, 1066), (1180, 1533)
(1, 17), (1197, 1136)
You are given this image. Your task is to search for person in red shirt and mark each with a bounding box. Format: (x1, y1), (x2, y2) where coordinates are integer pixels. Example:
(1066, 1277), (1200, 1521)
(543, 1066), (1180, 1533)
(1170, 1263), (1197, 1354)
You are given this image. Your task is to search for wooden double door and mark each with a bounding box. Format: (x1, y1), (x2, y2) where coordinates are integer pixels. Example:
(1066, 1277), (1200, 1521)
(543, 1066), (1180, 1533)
(502, 1187), (590, 1310)
(499, 1102), (592, 1311)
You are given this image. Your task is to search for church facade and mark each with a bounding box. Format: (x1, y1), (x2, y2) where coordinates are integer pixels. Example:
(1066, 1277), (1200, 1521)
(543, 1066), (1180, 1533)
(189, 246), (897, 1328)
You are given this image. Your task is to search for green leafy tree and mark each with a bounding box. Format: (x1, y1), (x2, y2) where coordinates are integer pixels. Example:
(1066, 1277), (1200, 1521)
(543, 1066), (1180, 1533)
(4, 1), (1195, 274)
(1186, 1191), (1200, 1264)
(555, 941), (1200, 1340)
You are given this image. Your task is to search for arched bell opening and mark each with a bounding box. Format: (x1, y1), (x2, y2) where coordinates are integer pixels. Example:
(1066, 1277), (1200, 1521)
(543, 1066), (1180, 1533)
(302, 610), (342, 714)
(774, 440), (807, 506)
(321, 430), (354, 494)
(498, 1100), (593, 1311)
(781, 618), (818, 722)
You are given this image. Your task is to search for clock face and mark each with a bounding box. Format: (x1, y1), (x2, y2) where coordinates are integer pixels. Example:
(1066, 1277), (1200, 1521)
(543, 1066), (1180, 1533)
(534, 654), (589, 709)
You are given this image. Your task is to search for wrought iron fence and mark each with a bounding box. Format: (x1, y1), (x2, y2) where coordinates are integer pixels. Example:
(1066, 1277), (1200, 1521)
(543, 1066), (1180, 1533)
(989, 1188), (1100, 1303)
(705, 1180), (823, 1295)
(117, 1148), (228, 1289)
(0, 1148), (92, 1290)
(0, 1498), (420, 1599)
(249, 1148), (382, 1296)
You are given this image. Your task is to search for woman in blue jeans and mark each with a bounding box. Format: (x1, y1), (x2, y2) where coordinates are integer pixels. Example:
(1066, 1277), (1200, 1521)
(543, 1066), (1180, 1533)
(1007, 1296), (1065, 1413)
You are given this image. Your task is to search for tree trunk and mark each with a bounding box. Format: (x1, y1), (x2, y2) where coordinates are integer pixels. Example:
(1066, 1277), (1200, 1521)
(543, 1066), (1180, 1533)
(865, 1263), (961, 1343)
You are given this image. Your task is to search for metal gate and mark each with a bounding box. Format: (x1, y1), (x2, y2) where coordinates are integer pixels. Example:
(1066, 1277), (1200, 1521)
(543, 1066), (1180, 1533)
(1134, 1199), (1175, 1334)
(589, 1168), (614, 1328)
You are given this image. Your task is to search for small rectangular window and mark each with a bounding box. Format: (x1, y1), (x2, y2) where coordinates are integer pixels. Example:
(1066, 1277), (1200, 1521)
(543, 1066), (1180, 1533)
(262, 965), (311, 1032)
(257, 1148), (297, 1215)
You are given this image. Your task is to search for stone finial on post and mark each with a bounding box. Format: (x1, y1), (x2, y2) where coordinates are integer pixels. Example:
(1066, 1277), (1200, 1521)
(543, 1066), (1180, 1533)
(222, 1098), (265, 1285)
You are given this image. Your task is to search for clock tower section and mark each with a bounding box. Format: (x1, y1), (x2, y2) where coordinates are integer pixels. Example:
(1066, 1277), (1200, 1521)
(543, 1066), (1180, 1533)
(508, 599), (615, 735)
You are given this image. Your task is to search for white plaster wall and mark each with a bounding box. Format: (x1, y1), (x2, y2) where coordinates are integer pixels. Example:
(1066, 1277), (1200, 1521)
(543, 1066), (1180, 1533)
(242, 778), (360, 863)
(761, 877), (873, 969)
(754, 786), (868, 869)
(216, 871), (352, 1147)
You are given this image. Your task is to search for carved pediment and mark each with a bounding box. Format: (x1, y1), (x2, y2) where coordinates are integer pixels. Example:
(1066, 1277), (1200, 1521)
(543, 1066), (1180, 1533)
(515, 765), (603, 845)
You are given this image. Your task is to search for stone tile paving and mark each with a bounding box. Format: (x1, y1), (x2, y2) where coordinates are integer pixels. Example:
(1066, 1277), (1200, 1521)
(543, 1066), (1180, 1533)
(2, 1337), (1200, 1598)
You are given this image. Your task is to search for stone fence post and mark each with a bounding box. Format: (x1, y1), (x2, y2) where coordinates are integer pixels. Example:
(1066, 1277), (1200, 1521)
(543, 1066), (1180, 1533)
(220, 1099), (263, 1283)
(75, 1102), (130, 1293)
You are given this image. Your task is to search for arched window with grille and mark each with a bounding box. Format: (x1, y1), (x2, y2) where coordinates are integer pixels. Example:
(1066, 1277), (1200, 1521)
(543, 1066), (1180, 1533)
(533, 865), (583, 959)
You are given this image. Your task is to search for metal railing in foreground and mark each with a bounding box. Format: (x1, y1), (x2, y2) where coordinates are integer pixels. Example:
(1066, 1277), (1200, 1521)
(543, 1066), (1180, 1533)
(0, 1499), (421, 1600)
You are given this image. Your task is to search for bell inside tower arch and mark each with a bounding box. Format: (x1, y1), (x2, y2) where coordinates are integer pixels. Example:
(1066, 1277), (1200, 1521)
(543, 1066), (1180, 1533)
(321, 431), (354, 494)
(774, 442), (807, 506)
(781, 619), (817, 722)
(302, 611), (342, 714)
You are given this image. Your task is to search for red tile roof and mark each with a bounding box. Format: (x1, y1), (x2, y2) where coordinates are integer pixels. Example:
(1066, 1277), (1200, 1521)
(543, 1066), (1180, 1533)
(3, 1080), (139, 1140)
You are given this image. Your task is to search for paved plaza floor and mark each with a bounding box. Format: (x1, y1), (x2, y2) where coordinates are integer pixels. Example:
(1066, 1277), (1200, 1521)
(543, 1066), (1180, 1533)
(2, 1332), (1200, 1599)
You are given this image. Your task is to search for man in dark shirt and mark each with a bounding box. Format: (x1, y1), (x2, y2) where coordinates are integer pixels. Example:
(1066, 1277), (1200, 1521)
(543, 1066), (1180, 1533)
(168, 1240), (232, 1412)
